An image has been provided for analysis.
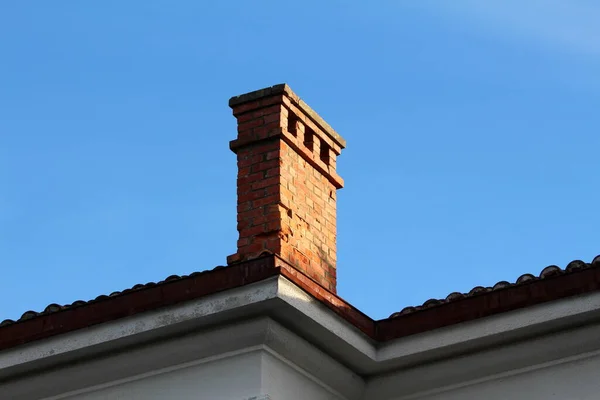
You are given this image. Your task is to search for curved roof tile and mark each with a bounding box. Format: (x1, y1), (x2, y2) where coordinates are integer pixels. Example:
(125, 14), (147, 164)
(0, 266), (226, 328)
(389, 256), (600, 318)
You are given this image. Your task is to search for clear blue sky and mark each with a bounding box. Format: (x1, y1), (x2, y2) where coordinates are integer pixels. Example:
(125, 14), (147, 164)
(1, 1), (599, 321)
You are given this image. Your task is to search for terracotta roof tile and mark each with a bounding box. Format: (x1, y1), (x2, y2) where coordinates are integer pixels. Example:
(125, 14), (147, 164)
(1, 254), (599, 348)
(389, 256), (600, 318)
(0, 255), (377, 351)
(0, 265), (227, 328)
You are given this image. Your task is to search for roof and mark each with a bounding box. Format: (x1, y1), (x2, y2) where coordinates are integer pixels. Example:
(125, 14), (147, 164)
(1, 254), (599, 351)
(390, 255), (600, 318)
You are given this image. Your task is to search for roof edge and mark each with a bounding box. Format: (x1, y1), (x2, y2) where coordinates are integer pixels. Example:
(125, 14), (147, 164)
(0, 256), (280, 351)
(2, 255), (600, 352)
(378, 257), (600, 340)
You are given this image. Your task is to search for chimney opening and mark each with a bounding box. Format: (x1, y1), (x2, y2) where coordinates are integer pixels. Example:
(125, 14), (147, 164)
(304, 127), (315, 152)
(320, 143), (330, 165)
(287, 112), (298, 137)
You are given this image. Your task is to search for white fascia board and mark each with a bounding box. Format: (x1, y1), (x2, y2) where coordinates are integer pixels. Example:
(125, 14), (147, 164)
(2, 318), (365, 400)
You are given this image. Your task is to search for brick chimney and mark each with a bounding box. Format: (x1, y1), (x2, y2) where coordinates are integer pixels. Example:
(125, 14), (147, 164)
(227, 84), (346, 293)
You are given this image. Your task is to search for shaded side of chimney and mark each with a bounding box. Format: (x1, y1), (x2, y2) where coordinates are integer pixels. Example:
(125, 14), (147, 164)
(227, 84), (345, 293)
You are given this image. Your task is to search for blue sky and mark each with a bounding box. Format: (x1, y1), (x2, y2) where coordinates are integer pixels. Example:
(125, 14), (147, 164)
(1, 1), (599, 321)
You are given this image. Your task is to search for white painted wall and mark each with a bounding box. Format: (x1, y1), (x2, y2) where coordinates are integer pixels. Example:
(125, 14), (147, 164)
(261, 350), (343, 400)
(29, 337), (600, 400)
(399, 351), (600, 400)
(46, 348), (344, 400)
(59, 350), (264, 400)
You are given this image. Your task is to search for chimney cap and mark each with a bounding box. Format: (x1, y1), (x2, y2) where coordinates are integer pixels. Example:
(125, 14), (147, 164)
(229, 83), (346, 149)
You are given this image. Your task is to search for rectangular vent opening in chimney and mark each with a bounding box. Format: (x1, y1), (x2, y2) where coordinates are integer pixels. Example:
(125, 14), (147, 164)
(304, 127), (314, 152)
(320, 142), (330, 165)
(287, 112), (298, 137)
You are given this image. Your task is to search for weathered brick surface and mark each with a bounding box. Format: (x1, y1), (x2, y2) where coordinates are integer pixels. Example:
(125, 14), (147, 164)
(227, 85), (345, 293)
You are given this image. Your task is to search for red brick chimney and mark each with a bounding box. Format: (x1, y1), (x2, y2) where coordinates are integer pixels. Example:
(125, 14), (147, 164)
(227, 84), (346, 293)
